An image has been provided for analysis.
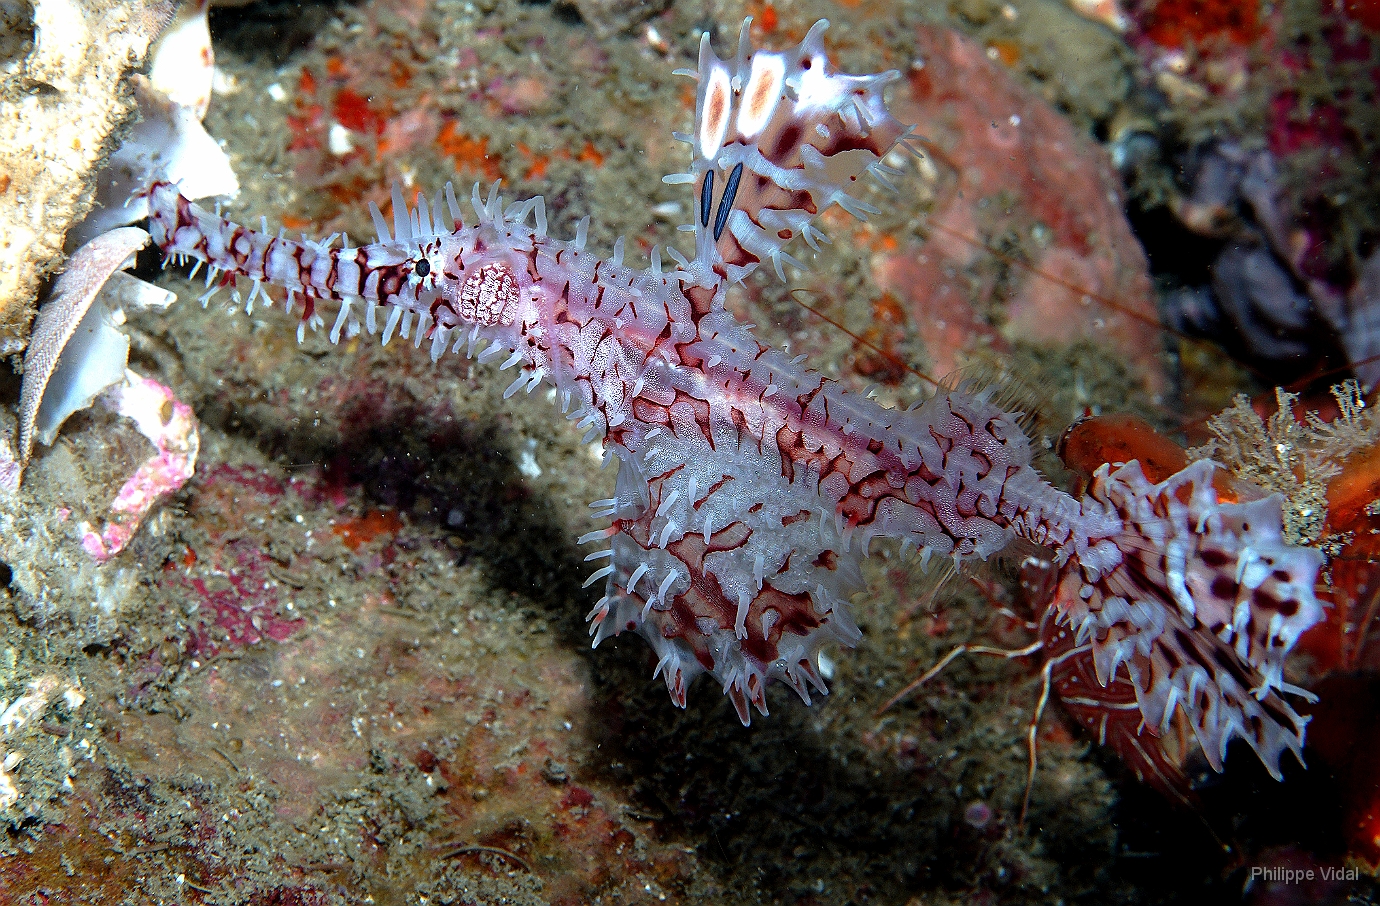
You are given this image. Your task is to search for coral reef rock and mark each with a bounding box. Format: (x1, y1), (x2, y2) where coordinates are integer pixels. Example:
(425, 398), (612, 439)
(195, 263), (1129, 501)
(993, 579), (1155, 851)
(0, 0), (176, 349)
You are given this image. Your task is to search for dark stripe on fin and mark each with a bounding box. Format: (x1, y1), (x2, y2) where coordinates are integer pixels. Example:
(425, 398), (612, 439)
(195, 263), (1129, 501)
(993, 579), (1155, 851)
(700, 169), (715, 228)
(713, 162), (743, 241)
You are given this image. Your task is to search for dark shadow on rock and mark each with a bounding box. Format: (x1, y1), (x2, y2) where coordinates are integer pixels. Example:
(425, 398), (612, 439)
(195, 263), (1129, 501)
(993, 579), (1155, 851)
(209, 0), (366, 63)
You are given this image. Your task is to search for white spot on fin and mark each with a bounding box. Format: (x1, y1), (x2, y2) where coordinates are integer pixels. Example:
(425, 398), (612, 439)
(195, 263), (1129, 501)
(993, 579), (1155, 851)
(699, 64), (733, 162)
(736, 53), (785, 140)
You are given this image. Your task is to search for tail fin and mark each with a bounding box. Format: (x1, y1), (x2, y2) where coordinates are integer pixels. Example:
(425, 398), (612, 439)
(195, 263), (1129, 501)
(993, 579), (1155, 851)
(1058, 460), (1326, 778)
(668, 19), (917, 284)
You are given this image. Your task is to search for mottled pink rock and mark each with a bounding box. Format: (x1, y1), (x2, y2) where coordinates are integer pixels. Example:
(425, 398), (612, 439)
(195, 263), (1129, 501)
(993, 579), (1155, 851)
(884, 27), (1161, 390)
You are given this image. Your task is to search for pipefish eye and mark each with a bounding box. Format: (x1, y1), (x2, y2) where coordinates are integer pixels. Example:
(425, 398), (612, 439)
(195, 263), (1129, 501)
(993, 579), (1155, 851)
(414, 258), (431, 278)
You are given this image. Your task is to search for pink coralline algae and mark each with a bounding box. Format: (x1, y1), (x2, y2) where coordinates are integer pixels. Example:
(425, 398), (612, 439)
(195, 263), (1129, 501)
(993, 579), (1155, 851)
(145, 19), (1325, 788)
(182, 546), (302, 651)
(79, 375), (199, 561)
(157, 464), (326, 660)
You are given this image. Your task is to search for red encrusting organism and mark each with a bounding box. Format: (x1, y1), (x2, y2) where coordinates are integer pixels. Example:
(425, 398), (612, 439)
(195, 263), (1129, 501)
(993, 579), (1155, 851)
(1292, 436), (1380, 865)
(1139, 0), (1261, 49)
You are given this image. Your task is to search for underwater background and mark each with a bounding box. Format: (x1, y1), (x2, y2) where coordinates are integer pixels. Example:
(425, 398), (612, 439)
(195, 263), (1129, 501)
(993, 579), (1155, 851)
(1, 0), (1380, 902)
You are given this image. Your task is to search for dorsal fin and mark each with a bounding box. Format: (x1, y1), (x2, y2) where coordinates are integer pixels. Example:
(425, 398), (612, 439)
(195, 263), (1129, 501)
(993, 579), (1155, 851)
(672, 19), (916, 284)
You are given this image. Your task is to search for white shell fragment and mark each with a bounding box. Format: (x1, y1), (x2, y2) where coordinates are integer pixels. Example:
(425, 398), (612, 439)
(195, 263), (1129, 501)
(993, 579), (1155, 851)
(17, 228), (151, 470)
(72, 75), (240, 244)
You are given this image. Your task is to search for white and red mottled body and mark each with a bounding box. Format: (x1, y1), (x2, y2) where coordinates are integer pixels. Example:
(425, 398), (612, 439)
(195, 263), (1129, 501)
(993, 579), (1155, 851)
(148, 19), (1324, 780)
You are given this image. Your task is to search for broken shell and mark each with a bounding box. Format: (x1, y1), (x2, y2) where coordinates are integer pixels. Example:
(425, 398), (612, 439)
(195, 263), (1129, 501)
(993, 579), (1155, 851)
(147, 0), (214, 118)
(79, 373), (200, 562)
(17, 227), (152, 469)
(72, 74), (240, 244)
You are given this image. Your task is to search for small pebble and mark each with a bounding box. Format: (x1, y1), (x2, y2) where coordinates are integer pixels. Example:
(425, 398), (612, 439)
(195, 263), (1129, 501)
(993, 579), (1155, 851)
(963, 800), (992, 829)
